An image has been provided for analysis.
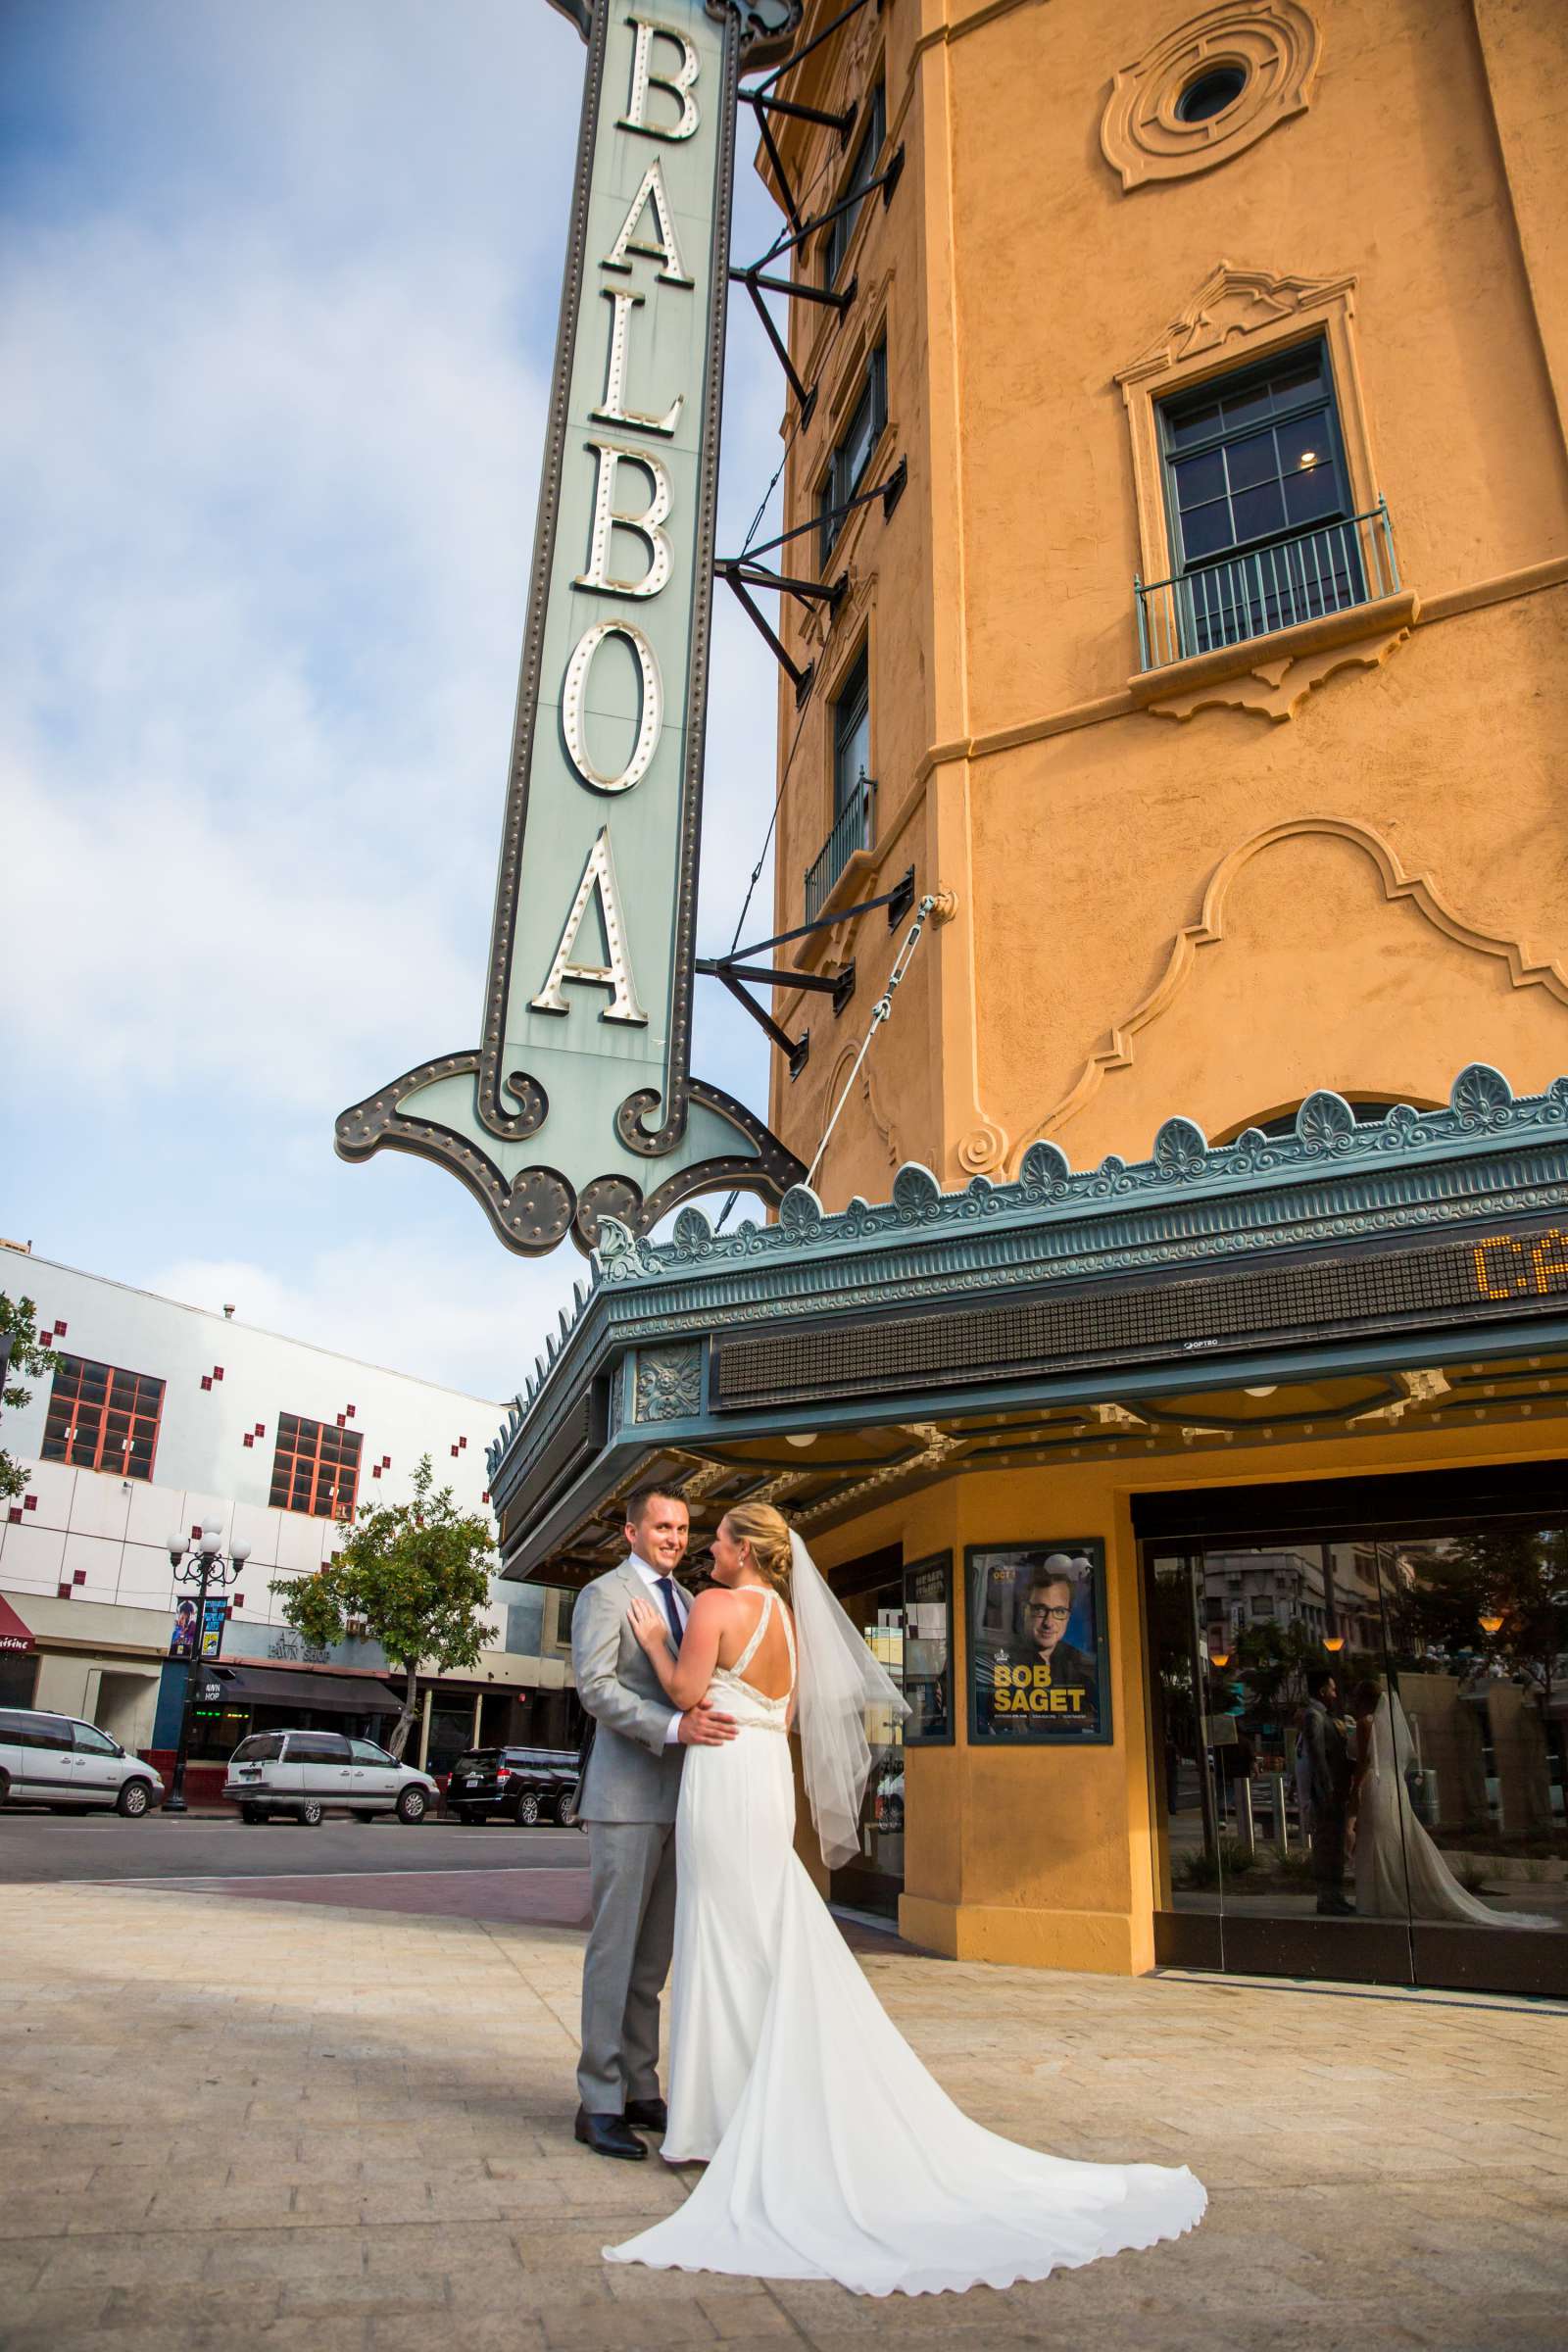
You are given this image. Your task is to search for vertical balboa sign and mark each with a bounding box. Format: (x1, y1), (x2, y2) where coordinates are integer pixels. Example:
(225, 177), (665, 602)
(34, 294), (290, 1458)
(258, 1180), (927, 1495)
(337, 0), (803, 1255)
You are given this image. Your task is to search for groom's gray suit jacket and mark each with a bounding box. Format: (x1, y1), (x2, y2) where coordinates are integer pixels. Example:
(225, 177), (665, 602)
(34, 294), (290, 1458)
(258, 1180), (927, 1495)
(572, 1562), (685, 1823)
(570, 1561), (685, 2114)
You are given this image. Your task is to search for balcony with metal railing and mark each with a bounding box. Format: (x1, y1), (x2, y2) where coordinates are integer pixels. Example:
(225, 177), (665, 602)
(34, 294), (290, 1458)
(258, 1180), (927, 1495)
(1135, 499), (1399, 672)
(805, 773), (876, 924)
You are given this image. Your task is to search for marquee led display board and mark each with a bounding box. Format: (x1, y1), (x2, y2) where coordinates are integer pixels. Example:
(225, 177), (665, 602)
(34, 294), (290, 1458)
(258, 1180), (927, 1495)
(711, 1222), (1568, 1408)
(337, 0), (804, 1255)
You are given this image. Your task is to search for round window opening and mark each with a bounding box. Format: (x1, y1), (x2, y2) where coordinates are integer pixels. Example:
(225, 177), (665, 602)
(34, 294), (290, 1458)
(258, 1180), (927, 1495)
(1175, 63), (1249, 122)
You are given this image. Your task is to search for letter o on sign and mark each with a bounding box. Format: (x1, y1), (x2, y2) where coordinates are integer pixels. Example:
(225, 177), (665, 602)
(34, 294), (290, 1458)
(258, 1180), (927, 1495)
(562, 619), (662, 795)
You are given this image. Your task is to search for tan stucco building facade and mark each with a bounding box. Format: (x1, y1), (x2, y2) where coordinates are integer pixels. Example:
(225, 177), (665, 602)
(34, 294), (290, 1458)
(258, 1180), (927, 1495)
(738, 0), (1568, 1981)
(492, 0), (1568, 2004)
(760, 0), (1566, 1198)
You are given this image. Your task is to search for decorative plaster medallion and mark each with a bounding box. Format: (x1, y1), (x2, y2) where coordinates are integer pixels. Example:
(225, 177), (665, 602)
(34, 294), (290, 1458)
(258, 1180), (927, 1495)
(633, 1343), (704, 1423)
(956, 1122), (1008, 1176)
(1100, 3), (1322, 192)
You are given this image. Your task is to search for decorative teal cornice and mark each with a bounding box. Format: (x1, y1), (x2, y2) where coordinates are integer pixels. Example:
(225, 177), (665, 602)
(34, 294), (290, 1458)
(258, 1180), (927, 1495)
(486, 1064), (1568, 1493)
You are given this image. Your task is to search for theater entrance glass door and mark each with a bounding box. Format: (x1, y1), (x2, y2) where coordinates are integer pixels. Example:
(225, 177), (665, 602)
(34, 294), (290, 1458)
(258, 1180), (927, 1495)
(1146, 1507), (1568, 1998)
(827, 1548), (907, 1920)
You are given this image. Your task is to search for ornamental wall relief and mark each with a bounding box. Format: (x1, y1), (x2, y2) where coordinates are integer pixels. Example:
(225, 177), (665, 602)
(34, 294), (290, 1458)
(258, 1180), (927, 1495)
(1101, 3), (1322, 192)
(1015, 817), (1568, 1161)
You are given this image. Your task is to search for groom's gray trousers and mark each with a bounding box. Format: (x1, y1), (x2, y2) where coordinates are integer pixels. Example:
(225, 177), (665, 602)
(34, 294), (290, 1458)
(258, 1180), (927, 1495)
(571, 1565), (685, 2117)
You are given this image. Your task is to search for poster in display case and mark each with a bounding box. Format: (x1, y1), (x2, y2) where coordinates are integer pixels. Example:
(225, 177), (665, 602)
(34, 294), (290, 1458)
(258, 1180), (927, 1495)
(902, 1551), (954, 1744)
(967, 1540), (1111, 1745)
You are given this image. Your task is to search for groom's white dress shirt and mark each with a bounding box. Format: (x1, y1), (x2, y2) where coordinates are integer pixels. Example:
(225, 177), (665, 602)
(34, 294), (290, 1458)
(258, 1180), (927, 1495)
(628, 1550), (689, 1745)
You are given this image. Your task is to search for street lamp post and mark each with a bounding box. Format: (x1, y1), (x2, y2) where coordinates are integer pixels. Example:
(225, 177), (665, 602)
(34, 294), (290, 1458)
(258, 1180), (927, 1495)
(163, 1518), (250, 1815)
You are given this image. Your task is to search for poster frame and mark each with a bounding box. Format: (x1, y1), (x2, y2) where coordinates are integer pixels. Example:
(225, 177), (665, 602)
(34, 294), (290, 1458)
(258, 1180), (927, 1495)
(901, 1548), (955, 1747)
(964, 1538), (1114, 1749)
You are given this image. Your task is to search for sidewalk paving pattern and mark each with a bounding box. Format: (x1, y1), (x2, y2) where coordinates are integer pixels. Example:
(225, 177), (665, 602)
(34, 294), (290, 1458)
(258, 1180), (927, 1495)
(3, 1873), (1566, 2351)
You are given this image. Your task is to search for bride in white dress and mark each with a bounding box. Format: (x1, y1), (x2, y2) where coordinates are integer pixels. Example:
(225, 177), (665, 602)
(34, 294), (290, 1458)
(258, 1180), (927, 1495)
(603, 1500), (1205, 2298)
(1349, 1682), (1556, 1932)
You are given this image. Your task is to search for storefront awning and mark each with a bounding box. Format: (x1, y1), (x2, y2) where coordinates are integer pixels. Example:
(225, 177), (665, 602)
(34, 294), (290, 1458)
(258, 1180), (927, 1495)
(0, 1593), (34, 1653)
(197, 1664), (404, 1716)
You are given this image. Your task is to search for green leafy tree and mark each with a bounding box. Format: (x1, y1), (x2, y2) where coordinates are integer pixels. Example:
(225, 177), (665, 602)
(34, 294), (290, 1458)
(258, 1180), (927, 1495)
(270, 1454), (496, 1757)
(0, 1293), (64, 1505)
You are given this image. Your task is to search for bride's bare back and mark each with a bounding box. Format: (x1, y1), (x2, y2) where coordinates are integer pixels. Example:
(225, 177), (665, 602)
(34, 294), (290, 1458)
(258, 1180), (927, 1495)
(710, 1584), (795, 1700)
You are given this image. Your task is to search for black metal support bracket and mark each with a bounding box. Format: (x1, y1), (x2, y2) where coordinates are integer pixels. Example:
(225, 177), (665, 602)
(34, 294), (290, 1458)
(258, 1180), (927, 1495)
(729, 865), (916, 963)
(752, 148), (905, 275)
(706, 963), (810, 1080)
(703, 956), (858, 1014)
(716, 558), (846, 708)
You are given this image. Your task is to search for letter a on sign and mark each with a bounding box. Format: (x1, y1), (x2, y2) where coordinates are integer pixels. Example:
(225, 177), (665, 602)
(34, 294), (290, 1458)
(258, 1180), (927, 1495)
(337, 0), (805, 1257)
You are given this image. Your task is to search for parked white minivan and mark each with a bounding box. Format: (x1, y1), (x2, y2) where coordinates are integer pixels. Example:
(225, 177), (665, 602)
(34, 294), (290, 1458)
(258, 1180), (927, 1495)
(222, 1730), (437, 1825)
(0, 1707), (165, 1815)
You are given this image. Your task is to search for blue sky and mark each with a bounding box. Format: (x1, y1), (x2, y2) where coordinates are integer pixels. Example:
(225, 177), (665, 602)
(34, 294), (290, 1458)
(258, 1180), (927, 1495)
(2, 0), (791, 1396)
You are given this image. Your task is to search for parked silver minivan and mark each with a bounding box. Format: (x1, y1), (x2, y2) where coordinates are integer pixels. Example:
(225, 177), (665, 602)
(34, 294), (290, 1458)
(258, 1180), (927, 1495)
(0, 1707), (165, 1815)
(222, 1729), (437, 1825)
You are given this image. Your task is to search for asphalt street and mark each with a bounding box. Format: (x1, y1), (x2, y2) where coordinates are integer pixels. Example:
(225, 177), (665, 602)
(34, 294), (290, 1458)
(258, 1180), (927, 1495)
(0, 1809), (586, 1886)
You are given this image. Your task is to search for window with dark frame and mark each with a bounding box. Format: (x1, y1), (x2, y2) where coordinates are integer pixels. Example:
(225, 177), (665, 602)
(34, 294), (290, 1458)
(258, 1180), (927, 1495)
(41, 1355), (166, 1482)
(1157, 341), (1362, 649)
(818, 342), (888, 567)
(270, 1411), (364, 1520)
(1162, 343), (1350, 561)
(822, 81), (886, 288)
(832, 648), (871, 818)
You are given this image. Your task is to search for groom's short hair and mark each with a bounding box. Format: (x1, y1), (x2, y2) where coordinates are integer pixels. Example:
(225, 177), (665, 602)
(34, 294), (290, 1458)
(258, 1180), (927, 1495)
(624, 1482), (687, 1528)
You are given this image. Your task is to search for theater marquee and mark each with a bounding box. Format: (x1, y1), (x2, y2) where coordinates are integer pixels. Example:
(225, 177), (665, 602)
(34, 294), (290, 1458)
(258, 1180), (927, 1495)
(338, 0), (804, 1255)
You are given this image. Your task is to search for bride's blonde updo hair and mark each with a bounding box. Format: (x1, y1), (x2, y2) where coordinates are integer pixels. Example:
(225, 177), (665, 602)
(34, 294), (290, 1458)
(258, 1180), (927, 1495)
(723, 1501), (793, 1599)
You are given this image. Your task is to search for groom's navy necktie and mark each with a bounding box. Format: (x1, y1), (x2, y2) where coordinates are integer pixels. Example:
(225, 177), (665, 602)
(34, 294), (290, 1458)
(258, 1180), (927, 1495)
(655, 1575), (684, 1648)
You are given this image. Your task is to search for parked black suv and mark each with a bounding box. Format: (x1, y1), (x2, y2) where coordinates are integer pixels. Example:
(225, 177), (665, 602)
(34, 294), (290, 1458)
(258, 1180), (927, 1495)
(446, 1744), (580, 1826)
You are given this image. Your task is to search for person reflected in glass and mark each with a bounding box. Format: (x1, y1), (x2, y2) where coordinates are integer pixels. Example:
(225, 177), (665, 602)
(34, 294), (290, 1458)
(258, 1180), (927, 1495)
(1348, 1679), (1556, 1931)
(1301, 1668), (1354, 1915)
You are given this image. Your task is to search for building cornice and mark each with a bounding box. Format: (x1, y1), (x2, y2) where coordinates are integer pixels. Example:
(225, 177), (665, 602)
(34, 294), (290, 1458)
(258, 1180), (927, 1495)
(487, 1064), (1568, 1523)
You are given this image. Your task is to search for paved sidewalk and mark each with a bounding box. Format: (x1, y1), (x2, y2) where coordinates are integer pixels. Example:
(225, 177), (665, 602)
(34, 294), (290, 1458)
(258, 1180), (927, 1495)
(3, 1882), (1566, 2351)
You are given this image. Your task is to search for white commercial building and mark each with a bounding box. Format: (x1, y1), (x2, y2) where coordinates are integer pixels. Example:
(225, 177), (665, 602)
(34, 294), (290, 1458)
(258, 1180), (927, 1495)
(0, 1247), (575, 1783)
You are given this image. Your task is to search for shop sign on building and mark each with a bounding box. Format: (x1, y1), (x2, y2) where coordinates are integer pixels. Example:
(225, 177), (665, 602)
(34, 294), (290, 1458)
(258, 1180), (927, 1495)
(337, 0), (804, 1255)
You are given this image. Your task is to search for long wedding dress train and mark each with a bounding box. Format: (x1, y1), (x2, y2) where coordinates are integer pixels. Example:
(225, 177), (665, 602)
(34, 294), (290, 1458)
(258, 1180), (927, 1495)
(605, 1590), (1206, 2298)
(1354, 1692), (1556, 1932)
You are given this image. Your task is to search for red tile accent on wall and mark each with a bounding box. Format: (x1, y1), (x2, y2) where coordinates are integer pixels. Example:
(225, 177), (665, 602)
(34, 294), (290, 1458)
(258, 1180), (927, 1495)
(7, 1508), (21, 1524)
(190, 1524), (202, 1541)
(371, 1465), (382, 1479)
(242, 1434), (255, 1448)
(451, 1446), (460, 1457)
(72, 1569), (86, 1586)
(481, 1491), (490, 1505)
(54, 1321), (67, 1336)
(24, 1495), (37, 1512)
(381, 1456), (390, 1469)
(459, 1436), (467, 1450)
(201, 1376), (213, 1392)
(58, 1582), (72, 1598)
(346, 1405), (356, 1418)
(254, 1423), (265, 1437)
(214, 1367), (224, 1381)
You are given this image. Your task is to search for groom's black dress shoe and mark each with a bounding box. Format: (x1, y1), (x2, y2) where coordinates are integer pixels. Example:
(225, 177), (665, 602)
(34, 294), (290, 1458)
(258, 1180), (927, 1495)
(623, 2096), (668, 2133)
(574, 2107), (648, 2161)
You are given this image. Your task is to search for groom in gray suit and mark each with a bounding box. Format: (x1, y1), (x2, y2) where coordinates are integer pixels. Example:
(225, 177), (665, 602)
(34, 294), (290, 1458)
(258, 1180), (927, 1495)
(570, 1483), (738, 2160)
